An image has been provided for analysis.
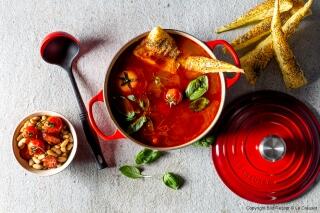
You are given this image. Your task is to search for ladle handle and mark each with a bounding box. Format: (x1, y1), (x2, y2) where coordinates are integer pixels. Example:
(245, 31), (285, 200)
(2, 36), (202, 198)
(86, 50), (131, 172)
(67, 70), (108, 169)
(205, 40), (241, 88)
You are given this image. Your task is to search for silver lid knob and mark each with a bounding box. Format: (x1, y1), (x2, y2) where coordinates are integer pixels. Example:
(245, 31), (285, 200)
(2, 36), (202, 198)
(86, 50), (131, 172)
(259, 135), (286, 162)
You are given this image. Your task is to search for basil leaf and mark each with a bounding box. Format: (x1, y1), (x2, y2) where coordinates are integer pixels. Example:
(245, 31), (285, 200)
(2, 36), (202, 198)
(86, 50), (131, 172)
(185, 75), (209, 101)
(193, 135), (215, 147)
(127, 115), (147, 134)
(127, 95), (137, 102)
(138, 96), (150, 111)
(114, 96), (136, 121)
(163, 172), (184, 190)
(189, 97), (210, 112)
(126, 111), (136, 121)
(135, 149), (162, 165)
(119, 165), (144, 179)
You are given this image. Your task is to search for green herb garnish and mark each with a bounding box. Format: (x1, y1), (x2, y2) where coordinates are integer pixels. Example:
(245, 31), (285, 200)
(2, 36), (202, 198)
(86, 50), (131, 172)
(162, 172), (184, 190)
(135, 149), (162, 165)
(193, 135), (215, 147)
(127, 115), (147, 134)
(127, 95), (137, 102)
(189, 97), (210, 112)
(119, 165), (151, 179)
(185, 75), (209, 101)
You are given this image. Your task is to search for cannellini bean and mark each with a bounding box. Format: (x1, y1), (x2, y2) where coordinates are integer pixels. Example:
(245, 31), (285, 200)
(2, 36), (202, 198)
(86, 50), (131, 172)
(57, 157), (67, 163)
(62, 152), (68, 157)
(60, 139), (69, 148)
(51, 147), (62, 155)
(41, 115), (47, 121)
(37, 154), (46, 160)
(32, 157), (40, 164)
(66, 143), (73, 151)
(20, 127), (25, 133)
(31, 116), (40, 121)
(54, 145), (60, 149)
(30, 119), (37, 124)
(61, 147), (67, 153)
(16, 134), (23, 142)
(63, 134), (69, 139)
(29, 159), (34, 166)
(47, 150), (58, 157)
(17, 138), (26, 148)
(32, 164), (43, 170)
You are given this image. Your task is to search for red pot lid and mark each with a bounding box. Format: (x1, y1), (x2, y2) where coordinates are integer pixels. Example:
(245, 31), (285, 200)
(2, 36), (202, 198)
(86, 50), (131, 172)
(212, 91), (320, 204)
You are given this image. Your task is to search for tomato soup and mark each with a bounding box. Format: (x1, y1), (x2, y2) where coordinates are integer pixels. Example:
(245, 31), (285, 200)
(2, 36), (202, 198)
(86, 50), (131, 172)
(108, 34), (221, 147)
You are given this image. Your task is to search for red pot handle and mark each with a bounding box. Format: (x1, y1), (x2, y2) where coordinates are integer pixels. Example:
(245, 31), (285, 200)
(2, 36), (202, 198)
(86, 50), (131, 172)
(205, 40), (241, 88)
(88, 90), (125, 141)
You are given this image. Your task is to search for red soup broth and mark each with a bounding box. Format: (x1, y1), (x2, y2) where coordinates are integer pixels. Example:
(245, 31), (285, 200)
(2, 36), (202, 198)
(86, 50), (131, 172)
(108, 34), (221, 147)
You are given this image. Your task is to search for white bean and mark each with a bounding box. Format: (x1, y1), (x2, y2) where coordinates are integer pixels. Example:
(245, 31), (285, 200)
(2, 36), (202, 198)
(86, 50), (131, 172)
(41, 115), (47, 121)
(57, 157), (67, 163)
(32, 157), (40, 164)
(47, 150), (58, 157)
(54, 145), (60, 149)
(32, 164), (43, 170)
(29, 159), (34, 166)
(60, 139), (69, 148)
(61, 147), (67, 153)
(16, 134), (23, 142)
(37, 154), (45, 160)
(63, 134), (69, 139)
(31, 116), (40, 121)
(66, 143), (73, 151)
(17, 138), (26, 148)
(51, 147), (62, 155)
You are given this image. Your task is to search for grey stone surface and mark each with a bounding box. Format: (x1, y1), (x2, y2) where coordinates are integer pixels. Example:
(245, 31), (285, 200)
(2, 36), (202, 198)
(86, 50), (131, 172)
(0, 0), (319, 212)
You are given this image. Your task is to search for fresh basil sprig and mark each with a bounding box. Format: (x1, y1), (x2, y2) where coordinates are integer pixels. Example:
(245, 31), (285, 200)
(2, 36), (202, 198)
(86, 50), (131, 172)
(119, 165), (151, 179)
(162, 172), (184, 190)
(127, 115), (147, 134)
(135, 149), (162, 165)
(193, 135), (215, 147)
(185, 75), (209, 101)
(190, 97), (210, 112)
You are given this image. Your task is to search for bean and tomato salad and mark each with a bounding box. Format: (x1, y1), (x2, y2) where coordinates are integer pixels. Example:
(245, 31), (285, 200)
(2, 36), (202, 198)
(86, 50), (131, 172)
(16, 115), (74, 170)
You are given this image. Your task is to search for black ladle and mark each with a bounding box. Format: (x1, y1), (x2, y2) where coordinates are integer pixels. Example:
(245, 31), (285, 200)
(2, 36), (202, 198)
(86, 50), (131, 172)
(40, 32), (108, 169)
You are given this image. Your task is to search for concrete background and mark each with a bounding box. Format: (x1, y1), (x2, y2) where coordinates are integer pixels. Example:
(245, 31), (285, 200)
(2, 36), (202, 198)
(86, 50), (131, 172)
(0, 0), (319, 212)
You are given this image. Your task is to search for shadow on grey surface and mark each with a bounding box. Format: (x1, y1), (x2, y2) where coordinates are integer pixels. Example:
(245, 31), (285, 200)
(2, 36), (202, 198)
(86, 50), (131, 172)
(70, 37), (118, 168)
(73, 37), (106, 97)
(290, 18), (320, 85)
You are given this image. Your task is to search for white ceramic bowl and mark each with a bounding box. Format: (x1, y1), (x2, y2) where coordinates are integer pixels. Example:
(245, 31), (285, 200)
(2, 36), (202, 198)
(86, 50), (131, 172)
(12, 111), (78, 176)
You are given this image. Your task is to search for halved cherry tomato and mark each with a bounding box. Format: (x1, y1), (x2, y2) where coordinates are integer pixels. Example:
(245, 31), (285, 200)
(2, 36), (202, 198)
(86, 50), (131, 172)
(27, 139), (46, 156)
(43, 116), (63, 134)
(116, 70), (138, 93)
(42, 133), (61, 145)
(19, 145), (31, 160)
(22, 126), (39, 139)
(165, 88), (182, 107)
(42, 155), (58, 168)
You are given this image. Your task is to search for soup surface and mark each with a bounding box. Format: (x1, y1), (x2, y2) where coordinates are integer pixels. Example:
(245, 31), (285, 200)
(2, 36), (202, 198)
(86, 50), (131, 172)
(108, 34), (221, 147)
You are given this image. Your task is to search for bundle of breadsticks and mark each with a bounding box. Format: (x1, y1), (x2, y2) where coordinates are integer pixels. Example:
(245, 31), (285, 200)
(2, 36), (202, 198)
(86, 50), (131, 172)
(216, 0), (313, 89)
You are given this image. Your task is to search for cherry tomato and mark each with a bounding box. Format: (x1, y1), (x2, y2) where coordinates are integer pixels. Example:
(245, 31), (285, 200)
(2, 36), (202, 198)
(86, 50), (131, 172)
(27, 139), (46, 156)
(22, 126), (39, 139)
(116, 70), (138, 93)
(42, 156), (58, 168)
(42, 133), (61, 145)
(165, 88), (182, 107)
(44, 116), (63, 134)
(19, 145), (31, 160)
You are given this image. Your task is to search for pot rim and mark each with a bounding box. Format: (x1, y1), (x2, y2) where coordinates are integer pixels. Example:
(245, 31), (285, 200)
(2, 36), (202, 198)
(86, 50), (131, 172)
(103, 29), (226, 150)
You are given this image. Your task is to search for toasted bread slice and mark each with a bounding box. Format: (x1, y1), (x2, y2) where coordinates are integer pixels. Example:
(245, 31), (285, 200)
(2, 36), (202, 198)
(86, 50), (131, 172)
(216, 0), (293, 33)
(179, 56), (244, 74)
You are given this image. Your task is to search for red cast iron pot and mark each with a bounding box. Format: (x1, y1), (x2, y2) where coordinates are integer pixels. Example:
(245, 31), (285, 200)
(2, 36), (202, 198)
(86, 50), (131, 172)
(88, 29), (241, 150)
